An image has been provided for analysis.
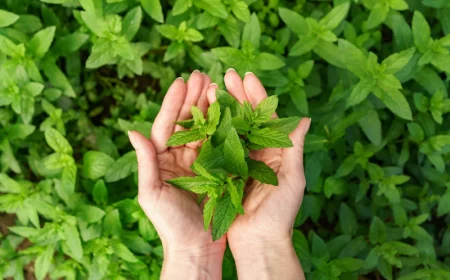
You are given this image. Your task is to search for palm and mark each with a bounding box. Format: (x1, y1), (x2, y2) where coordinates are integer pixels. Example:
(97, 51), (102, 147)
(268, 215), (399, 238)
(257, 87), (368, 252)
(132, 72), (226, 249)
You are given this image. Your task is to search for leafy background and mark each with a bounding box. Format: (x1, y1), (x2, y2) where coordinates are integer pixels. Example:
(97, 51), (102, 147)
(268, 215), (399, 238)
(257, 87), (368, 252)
(0, 0), (450, 279)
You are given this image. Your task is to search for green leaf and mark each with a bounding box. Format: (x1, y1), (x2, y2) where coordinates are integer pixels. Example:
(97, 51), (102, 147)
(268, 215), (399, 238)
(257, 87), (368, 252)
(324, 176), (347, 198)
(52, 32), (89, 56)
(338, 39), (368, 78)
(242, 13), (261, 49)
(254, 95), (278, 120)
(0, 9), (20, 28)
(212, 193), (237, 241)
(44, 128), (72, 154)
(329, 257), (364, 273)
(173, 0), (192, 15)
(77, 205), (105, 223)
(248, 128), (293, 148)
(260, 117), (300, 134)
(175, 119), (195, 128)
(369, 216), (387, 244)
(248, 159), (278, 185)
(140, 0), (164, 23)
(256, 53), (285, 70)
(339, 203), (357, 235)
(164, 41), (184, 62)
(62, 223), (83, 260)
(191, 105), (205, 125)
(358, 109), (382, 146)
(231, 1), (250, 22)
(62, 164), (77, 194)
(279, 8), (308, 37)
(30, 26), (56, 58)
(223, 128), (248, 177)
(227, 178), (244, 214)
(335, 155), (357, 178)
(156, 24), (179, 40)
(382, 47), (416, 74)
(184, 28), (204, 42)
(167, 129), (205, 146)
(375, 87), (413, 120)
(112, 242), (139, 263)
(83, 151), (115, 180)
(365, 4), (389, 29)
(289, 35), (318, 57)
(214, 107), (232, 145)
(206, 102), (221, 135)
(35, 246), (54, 280)
(203, 198), (217, 230)
(105, 151), (137, 182)
(80, 11), (106, 37)
(347, 79), (376, 107)
(195, 0), (228, 19)
(122, 6), (143, 41)
(412, 11), (432, 53)
(166, 176), (217, 190)
(93, 180), (108, 205)
(320, 2), (350, 30)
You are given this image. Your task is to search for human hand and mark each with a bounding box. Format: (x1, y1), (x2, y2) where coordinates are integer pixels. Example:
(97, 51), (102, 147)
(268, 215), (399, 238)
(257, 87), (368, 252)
(128, 71), (226, 279)
(207, 69), (310, 279)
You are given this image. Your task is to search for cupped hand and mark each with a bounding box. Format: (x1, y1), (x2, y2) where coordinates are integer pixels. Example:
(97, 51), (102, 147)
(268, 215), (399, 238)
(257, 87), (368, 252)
(207, 69), (311, 254)
(128, 71), (226, 278)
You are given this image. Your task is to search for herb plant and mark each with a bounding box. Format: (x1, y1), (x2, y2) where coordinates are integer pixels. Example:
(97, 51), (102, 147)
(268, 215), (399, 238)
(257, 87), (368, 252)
(165, 90), (299, 240)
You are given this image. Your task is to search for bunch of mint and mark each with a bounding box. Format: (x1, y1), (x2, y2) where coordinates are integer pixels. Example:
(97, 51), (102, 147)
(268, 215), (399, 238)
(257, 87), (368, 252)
(166, 90), (300, 240)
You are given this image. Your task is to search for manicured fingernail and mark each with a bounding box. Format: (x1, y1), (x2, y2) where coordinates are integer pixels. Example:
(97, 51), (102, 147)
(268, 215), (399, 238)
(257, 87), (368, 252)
(210, 83), (218, 87)
(192, 69), (200, 74)
(226, 68), (236, 73)
(128, 131), (138, 149)
(245, 72), (254, 76)
(176, 77), (184, 81)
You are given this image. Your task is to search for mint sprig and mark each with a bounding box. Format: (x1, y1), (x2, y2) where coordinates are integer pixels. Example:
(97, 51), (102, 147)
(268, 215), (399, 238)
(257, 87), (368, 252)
(166, 90), (297, 240)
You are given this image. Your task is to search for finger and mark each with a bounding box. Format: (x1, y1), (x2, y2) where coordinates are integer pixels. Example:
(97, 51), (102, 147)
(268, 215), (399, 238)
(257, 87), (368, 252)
(281, 118), (312, 175)
(207, 83), (219, 105)
(151, 77), (186, 153)
(197, 73), (211, 115)
(224, 68), (247, 103)
(186, 73), (211, 149)
(243, 72), (269, 108)
(175, 70), (204, 132)
(128, 131), (161, 201)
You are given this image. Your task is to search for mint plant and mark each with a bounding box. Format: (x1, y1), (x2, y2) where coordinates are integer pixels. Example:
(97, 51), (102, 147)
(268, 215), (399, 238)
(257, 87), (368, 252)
(165, 90), (299, 240)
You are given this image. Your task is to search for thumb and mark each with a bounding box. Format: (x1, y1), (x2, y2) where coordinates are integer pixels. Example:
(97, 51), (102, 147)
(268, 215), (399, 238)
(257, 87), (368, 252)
(281, 118), (311, 175)
(128, 131), (161, 200)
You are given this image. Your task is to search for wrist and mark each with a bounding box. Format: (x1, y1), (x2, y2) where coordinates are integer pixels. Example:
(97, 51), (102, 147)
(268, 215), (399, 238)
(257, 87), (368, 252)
(229, 236), (304, 280)
(161, 241), (226, 280)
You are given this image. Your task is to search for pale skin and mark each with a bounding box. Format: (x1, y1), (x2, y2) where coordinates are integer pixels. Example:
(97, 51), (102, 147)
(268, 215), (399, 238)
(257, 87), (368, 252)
(128, 69), (310, 279)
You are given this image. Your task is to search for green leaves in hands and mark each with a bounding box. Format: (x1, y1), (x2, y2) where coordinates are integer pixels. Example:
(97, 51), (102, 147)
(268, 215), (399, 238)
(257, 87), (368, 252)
(166, 129), (205, 146)
(212, 193), (238, 240)
(254, 95), (278, 121)
(248, 128), (293, 148)
(223, 127), (248, 178)
(248, 159), (278, 186)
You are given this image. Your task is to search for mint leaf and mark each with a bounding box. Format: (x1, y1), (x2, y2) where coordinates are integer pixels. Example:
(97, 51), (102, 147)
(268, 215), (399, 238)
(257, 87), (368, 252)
(382, 47), (416, 74)
(191, 161), (222, 183)
(223, 128), (248, 178)
(140, 0), (164, 23)
(260, 117), (301, 134)
(248, 128), (293, 148)
(212, 193), (238, 241)
(206, 102), (221, 135)
(248, 159), (278, 186)
(375, 87), (413, 120)
(174, 119), (195, 128)
(348, 79), (376, 107)
(0, 9), (19, 28)
(254, 95), (278, 121)
(44, 127), (72, 154)
(167, 129), (205, 146)
(320, 2), (350, 30)
(279, 8), (308, 37)
(203, 198), (217, 230)
(166, 176), (218, 190)
(227, 178), (244, 214)
(216, 90), (241, 116)
(191, 105), (205, 126)
(196, 140), (226, 170)
(214, 107), (232, 145)
(412, 11), (432, 53)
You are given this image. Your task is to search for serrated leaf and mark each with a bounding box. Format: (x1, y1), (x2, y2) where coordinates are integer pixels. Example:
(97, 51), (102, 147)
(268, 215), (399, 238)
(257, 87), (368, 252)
(141, 0), (164, 23)
(0, 9), (19, 28)
(212, 193), (237, 240)
(248, 128), (293, 148)
(227, 178), (244, 214)
(248, 159), (278, 185)
(206, 102), (221, 135)
(44, 128), (72, 154)
(105, 151), (137, 183)
(254, 95), (278, 121)
(166, 176), (218, 190)
(35, 246), (54, 280)
(223, 128), (248, 178)
(260, 117), (300, 134)
(174, 119), (195, 128)
(203, 198), (217, 230)
(167, 129), (205, 146)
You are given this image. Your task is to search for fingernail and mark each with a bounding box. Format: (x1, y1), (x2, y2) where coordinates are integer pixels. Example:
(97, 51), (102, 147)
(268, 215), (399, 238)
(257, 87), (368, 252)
(245, 72), (254, 76)
(128, 131), (138, 149)
(305, 118), (312, 134)
(176, 77), (184, 81)
(210, 83), (218, 87)
(226, 68), (236, 73)
(192, 69), (200, 74)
